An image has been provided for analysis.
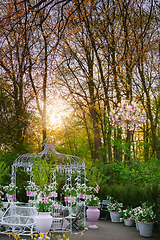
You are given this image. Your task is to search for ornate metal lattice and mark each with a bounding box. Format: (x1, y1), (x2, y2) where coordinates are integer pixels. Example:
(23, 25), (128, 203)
(2, 137), (86, 236)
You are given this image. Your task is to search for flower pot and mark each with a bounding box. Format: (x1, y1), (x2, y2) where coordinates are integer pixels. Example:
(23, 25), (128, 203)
(86, 195), (92, 200)
(35, 212), (52, 237)
(110, 212), (121, 222)
(138, 222), (154, 237)
(48, 192), (57, 198)
(9, 195), (14, 199)
(135, 221), (139, 231)
(86, 206), (100, 229)
(65, 196), (71, 203)
(124, 219), (134, 227)
(29, 192), (37, 197)
(71, 196), (76, 203)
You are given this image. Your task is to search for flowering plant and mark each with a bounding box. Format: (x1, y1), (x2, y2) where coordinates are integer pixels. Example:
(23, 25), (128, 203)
(76, 183), (85, 194)
(132, 206), (141, 221)
(45, 183), (57, 196)
(62, 184), (70, 197)
(25, 181), (40, 193)
(86, 186), (93, 195)
(86, 196), (100, 207)
(121, 207), (134, 220)
(133, 203), (156, 223)
(107, 201), (123, 213)
(106, 195), (113, 201)
(36, 196), (56, 212)
(0, 190), (4, 208)
(6, 232), (70, 240)
(94, 183), (100, 193)
(3, 183), (17, 195)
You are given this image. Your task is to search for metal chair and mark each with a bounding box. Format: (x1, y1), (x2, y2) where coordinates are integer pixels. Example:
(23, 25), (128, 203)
(65, 204), (85, 231)
(100, 200), (111, 220)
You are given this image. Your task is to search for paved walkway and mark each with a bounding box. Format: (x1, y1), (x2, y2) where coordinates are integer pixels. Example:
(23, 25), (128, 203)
(0, 220), (160, 240)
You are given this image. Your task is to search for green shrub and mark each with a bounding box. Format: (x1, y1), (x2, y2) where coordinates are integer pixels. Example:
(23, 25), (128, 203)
(99, 183), (160, 228)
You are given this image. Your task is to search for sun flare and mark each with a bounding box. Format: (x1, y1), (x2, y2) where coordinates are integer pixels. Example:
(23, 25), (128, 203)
(47, 97), (72, 130)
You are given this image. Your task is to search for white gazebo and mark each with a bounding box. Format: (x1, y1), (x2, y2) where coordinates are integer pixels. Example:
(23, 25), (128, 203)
(0, 137), (87, 236)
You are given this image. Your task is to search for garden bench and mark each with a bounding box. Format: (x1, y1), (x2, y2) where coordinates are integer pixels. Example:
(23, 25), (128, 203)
(0, 205), (38, 236)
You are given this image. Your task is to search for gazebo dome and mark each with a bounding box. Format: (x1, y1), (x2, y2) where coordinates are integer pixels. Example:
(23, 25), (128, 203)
(11, 137), (85, 186)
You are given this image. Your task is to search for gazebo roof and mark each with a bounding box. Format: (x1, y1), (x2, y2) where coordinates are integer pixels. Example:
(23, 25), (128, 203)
(13, 137), (85, 170)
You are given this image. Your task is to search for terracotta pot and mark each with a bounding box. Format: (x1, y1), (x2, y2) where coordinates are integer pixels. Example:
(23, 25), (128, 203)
(86, 206), (100, 229)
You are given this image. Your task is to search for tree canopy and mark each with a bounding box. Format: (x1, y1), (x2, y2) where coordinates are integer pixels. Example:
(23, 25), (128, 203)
(0, 0), (159, 163)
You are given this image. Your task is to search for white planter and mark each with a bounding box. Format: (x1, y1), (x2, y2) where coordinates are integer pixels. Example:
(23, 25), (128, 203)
(86, 195), (92, 200)
(35, 212), (52, 237)
(124, 219), (134, 227)
(27, 192), (37, 197)
(110, 212), (121, 222)
(9, 195), (14, 199)
(71, 196), (76, 203)
(138, 222), (154, 237)
(48, 192), (57, 198)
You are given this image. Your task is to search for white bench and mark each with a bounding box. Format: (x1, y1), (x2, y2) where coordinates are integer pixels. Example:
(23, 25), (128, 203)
(0, 205), (37, 236)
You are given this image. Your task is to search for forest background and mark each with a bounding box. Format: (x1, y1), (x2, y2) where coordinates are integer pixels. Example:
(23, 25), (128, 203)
(0, 0), (160, 226)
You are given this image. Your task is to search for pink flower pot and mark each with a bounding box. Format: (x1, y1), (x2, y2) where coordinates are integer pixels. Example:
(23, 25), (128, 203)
(9, 195), (14, 199)
(86, 206), (100, 229)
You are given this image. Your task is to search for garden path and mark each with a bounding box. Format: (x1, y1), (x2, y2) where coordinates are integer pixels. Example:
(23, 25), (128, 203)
(0, 219), (159, 240)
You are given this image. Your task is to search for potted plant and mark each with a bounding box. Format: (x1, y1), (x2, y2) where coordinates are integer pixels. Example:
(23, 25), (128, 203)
(70, 187), (77, 203)
(45, 183), (57, 198)
(133, 206), (142, 230)
(121, 207), (134, 226)
(31, 157), (55, 237)
(86, 196), (100, 229)
(25, 181), (40, 197)
(107, 200), (123, 222)
(76, 183), (85, 199)
(85, 186), (93, 200)
(134, 203), (156, 237)
(36, 195), (55, 212)
(35, 194), (56, 238)
(3, 183), (17, 200)
(62, 184), (71, 202)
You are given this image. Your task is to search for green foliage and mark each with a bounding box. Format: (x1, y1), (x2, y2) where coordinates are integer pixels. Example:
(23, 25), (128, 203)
(31, 157), (53, 191)
(99, 183), (160, 228)
(86, 157), (160, 187)
(0, 161), (9, 185)
(0, 150), (19, 185)
(16, 168), (30, 202)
